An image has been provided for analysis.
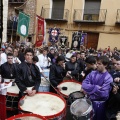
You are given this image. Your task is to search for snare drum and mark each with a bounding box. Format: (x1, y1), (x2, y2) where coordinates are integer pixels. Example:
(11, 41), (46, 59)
(6, 83), (19, 110)
(6, 113), (46, 120)
(70, 98), (93, 120)
(19, 92), (66, 120)
(57, 80), (82, 98)
(68, 91), (85, 105)
(39, 69), (50, 92)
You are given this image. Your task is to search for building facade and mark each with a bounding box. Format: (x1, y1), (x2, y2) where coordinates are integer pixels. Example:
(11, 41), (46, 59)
(36, 0), (120, 50)
(7, 0), (36, 43)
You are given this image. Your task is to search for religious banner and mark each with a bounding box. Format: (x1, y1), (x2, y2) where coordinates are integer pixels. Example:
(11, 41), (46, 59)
(35, 15), (44, 47)
(17, 12), (30, 37)
(48, 27), (60, 43)
(59, 36), (68, 48)
(80, 32), (87, 46)
(71, 31), (81, 50)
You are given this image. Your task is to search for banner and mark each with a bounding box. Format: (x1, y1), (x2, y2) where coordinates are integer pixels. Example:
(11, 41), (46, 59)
(17, 12), (30, 37)
(71, 31), (81, 50)
(48, 27), (60, 43)
(35, 15), (44, 47)
(80, 33), (87, 46)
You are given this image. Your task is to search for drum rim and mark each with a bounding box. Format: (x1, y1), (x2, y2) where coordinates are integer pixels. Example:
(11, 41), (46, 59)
(70, 98), (92, 117)
(18, 92), (67, 119)
(6, 113), (46, 120)
(57, 80), (82, 98)
(7, 92), (19, 96)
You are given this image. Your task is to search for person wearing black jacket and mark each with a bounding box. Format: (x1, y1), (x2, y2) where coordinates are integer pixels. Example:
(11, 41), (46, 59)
(106, 58), (120, 119)
(15, 48), (41, 97)
(81, 56), (97, 81)
(65, 54), (80, 81)
(0, 53), (17, 82)
(49, 56), (66, 93)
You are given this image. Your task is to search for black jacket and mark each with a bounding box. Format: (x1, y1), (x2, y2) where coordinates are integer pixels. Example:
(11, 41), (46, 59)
(65, 61), (80, 80)
(107, 70), (120, 114)
(0, 62), (17, 79)
(49, 64), (66, 87)
(15, 62), (41, 92)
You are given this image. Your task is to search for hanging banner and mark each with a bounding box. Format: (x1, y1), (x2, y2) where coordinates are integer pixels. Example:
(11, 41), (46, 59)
(80, 33), (87, 46)
(35, 15), (44, 47)
(59, 36), (68, 48)
(71, 31), (81, 50)
(48, 27), (60, 43)
(17, 12), (30, 37)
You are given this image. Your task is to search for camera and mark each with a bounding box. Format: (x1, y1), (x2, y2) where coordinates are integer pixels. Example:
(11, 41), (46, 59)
(110, 82), (120, 87)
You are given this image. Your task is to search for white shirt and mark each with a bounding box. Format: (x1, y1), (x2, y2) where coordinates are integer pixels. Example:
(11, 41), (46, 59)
(13, 57), (21, 64)
(1, 53), (7, 65)
(35, 62), (43, 72)
(38, 54), (51, 68)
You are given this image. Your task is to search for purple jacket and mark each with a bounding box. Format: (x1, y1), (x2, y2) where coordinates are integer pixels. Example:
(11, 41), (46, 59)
(82, 70), (113, 101)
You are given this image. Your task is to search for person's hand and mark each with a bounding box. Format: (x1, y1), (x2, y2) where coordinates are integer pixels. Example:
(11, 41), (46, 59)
(114, 77), (120, 83)
(66, 71), (72, 78)
(25, 89), (33, 96)
(112, 85), (119, 94)
(29, 90), (36, 96)
(80, 88), (86, 95)
(14, 59), (19, 63)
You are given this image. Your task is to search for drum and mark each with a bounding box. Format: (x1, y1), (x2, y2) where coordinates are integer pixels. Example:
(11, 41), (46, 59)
(39, 69), (50, 92)
(70, 98), (93, 120)
(68, 91), (85, 105)
(57, 80), (82, 98)
(6, 83), (19, 110)
(19, 92), (66, 120)
(6, 113), (46, 120)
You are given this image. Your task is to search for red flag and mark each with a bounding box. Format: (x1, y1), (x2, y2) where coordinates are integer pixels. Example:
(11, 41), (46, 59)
(35, 15), (44, 47)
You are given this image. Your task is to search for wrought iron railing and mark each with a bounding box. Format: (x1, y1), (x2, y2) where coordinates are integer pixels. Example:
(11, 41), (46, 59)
(41, 8), (69, 21)
(9, 0), (26, 3)
(73, 9), (107, 22)
(116, 9), (120, 23)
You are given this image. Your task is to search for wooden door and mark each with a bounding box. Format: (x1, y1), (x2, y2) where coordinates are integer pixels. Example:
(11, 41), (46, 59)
(86, 32), (99, 49)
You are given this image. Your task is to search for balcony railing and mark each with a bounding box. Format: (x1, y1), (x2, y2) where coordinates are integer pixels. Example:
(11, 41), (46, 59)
(73, 9), (107, 23)
(116, 9), (120, 24)
(41, 8), (69, 21)
(9, 0), (26, 4)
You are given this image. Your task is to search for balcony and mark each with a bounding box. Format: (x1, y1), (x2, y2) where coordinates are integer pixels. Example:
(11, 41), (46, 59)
(7, 20), (17, 35)
(9, 0), (26, 4)
(116, 9), (120, 24)
(41, 8), (69, 22)
(73, 9), (107, 24)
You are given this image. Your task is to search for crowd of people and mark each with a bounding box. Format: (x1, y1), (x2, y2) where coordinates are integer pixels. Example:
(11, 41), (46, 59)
(0, 41), (120, 120)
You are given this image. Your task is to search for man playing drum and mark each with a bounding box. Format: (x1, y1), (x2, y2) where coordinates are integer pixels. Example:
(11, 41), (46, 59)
(82, 56), (113, 120)
(15, 48), (41, 98)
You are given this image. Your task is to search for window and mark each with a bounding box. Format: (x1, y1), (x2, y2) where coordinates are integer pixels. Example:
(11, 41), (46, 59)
(84, 0), (101, 20)
(52, 0), (65, 19)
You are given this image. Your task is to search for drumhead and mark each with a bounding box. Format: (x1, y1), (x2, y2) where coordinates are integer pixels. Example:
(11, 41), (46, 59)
(7, 113), (46, 120)
(7, 84), (19, 95)
(70, 98), (92, 117)
(69, 91), (85, 99)
(19, 92), (66, 118)
(57, 80), (81, 97)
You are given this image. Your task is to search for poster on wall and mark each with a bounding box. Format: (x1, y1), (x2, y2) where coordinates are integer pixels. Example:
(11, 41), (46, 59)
(35, 15), (45, 47)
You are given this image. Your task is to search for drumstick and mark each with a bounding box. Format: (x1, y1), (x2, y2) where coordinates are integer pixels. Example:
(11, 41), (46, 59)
(42, 76), (65, 97)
